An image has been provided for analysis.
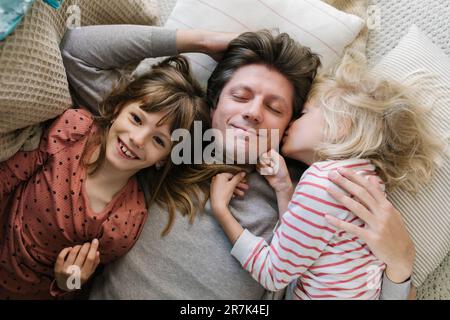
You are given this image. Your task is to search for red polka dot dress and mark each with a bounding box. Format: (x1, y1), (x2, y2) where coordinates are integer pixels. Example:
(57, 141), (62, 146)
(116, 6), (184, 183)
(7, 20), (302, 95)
(0, 109), (148, 299)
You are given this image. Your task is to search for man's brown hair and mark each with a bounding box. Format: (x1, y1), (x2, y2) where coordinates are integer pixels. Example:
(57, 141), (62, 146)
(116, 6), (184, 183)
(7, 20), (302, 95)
(206, 30), (321, 118)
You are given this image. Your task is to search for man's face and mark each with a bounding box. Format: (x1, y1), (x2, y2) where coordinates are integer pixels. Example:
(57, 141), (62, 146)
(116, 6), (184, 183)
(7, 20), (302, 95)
(210, 64), (294, 163)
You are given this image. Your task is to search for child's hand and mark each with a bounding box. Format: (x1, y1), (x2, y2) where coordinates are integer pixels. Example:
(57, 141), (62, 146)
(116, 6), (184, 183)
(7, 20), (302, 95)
(54, 239), (101, 292)
(257, 149), (293, 193)
(210, 172), (247, 215)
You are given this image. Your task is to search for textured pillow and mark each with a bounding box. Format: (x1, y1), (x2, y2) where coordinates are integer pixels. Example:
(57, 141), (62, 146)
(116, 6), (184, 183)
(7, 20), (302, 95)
(367, 0), (450, 66)
(0, 0), (159, 161)
(164, 0), (365, 86)
(371, 25), (450, 287)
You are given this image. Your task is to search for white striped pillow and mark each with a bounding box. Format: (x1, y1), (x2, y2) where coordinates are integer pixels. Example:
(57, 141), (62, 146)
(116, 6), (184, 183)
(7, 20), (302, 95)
(371, 25), (450, 287)
(164, 0), (365, 86)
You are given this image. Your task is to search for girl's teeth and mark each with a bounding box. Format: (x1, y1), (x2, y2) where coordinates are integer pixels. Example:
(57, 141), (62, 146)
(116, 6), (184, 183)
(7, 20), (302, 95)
(119, 140), (137, 159)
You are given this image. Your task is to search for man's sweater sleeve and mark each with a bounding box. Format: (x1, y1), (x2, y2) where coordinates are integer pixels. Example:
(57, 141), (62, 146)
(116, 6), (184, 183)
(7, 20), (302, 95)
(380, 273), (411, 300)
(60, 25), (178, 113)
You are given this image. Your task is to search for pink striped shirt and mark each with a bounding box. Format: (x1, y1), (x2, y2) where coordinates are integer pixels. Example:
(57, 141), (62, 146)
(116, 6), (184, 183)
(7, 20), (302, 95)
(231, 159), (386, 300)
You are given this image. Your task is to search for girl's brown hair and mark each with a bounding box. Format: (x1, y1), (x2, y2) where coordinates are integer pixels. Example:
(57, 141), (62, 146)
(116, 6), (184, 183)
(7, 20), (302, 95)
(82, 56), (239, 235)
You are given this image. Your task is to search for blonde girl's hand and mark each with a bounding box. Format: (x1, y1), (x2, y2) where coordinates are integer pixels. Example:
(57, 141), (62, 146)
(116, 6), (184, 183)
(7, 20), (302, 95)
(210, 172), (247, 216)
(54, 239), (101, 292)
(257, 149), (293, 193)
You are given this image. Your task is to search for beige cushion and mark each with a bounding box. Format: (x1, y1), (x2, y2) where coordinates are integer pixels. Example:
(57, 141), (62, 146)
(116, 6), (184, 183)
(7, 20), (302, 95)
(371, 25), (450, 287)
(0, 0), (158, 161)
(164, 0), (366, 87)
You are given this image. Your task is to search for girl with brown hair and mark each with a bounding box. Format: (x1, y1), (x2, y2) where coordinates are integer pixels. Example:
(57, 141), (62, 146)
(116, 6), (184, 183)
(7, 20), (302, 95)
(0, 52), (236, 299)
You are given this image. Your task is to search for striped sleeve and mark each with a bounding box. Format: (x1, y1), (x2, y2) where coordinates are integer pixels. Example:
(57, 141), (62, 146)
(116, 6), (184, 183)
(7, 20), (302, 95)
(231, 174), (350, 291)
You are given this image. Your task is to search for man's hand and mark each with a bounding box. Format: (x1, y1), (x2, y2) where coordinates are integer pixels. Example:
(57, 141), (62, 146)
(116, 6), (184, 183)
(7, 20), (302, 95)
(176, 29), (239, 61)
(54, 239), (101, 292)
(325, 168), (415, 283)
(199, 30), (240, 61)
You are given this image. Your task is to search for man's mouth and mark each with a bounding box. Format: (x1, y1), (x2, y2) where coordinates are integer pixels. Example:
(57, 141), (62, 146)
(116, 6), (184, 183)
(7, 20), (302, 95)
(229, 124), (258, 136)
(117, 137), (140, 160)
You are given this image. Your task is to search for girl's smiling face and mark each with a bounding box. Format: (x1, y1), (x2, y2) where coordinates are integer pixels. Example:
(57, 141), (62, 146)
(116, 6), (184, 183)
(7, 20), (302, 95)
(105, 102), (173, 174)
(281, 100), (325, 165)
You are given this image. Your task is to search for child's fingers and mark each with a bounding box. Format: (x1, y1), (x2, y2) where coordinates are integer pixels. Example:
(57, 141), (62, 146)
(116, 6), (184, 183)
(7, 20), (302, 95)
(267, 150), (280, 168)
(261, 158), (271, 166)
(233, 188), (246, 197)
(217, 172), (234, 180)
(232, 180), (250, 197)
(259, 156), (273, 167)
(256, 162), (273, 174)
(87, 252), (101, 276)
(260, 149), (279, 164)
(64, 245), (82, 268)
(230, 172), (246, 186)
(258, 164), (275, 175)
(267, 148), (281, 158)
(236, 182), (249, 190)
(212, 173), (233, 188)
(258, 152), (278, 168)
(73, 242), (91, 267)
(94, 252), (101, 266)
(55, 247), (72, 273)
(82, 239), (99, 273)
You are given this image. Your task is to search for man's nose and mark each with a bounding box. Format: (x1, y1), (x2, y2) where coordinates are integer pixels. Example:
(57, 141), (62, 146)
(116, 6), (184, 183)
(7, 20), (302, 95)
(243, 99), (263, 124)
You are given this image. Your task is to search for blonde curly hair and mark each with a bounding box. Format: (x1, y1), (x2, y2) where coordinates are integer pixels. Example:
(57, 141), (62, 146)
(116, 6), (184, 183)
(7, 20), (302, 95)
(308, 55), (442, 192)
